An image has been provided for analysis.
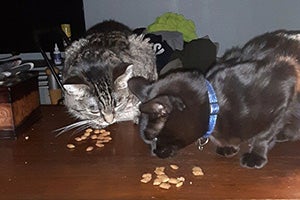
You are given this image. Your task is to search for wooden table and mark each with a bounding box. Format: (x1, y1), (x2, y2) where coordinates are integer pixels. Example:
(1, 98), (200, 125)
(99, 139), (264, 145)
(1, 106), (300, 199)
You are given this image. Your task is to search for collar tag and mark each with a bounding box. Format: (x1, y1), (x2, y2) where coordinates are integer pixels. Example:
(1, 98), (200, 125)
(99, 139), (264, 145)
(197, 137), (209, 151)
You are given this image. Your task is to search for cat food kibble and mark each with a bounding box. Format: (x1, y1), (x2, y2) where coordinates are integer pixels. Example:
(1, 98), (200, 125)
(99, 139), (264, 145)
(154, 167), (165, 175)
(192, 166), (204, 176)
(153, 178), (162, 186)
(80, 135), (88, 140)
(66, 143), (75, 149)
(175, 181), (184, 188)
(141, 165), (204, 189)
(95, 143), (104, 148)
(85, 128), (93, 133)
(83, 131), (91, 137)
(86, 146), (94, 152)
(168, 178), (180, 184)
(159, 182), (171, 190)
(93, 129), (101, 134)
(177, 177), (185, 182)
(66, 128), (112, 151)
(91, 134), (98, 140)
(140, 164), (191, 190)
(142, 173), (152, 179)
(141, 173), (152, 183)
(157, 174), (169, 183)
(170, 164), (179, 170)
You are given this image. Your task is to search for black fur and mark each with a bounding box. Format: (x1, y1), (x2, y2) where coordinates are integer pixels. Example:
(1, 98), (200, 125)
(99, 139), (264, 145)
(128, 30), (300, 168)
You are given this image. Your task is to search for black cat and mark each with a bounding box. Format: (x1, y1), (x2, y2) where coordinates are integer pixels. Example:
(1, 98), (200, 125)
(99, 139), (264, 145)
(128, 30), (300, 169)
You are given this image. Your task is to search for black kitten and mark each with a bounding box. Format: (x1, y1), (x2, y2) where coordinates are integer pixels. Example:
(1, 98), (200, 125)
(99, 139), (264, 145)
(128, 30), (300, 169)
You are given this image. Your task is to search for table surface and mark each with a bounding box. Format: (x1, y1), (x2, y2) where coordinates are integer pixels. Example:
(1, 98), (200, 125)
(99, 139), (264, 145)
(1, 106), (300, 200)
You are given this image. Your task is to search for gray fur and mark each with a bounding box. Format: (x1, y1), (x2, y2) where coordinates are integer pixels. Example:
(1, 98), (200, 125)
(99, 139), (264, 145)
(60, 20), (157, 131)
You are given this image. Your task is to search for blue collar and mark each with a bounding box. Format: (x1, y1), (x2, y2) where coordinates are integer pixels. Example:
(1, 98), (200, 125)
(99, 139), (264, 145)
(203, 80), (219, 138)
(198, 80), (219, 150)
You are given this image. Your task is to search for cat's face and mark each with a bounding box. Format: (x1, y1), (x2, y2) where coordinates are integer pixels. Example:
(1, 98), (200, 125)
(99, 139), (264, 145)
(137, 95), (189, 158)
(63, 83), (114, 127)
(63, 63), (133, 128)
(128, 74), (208, 158)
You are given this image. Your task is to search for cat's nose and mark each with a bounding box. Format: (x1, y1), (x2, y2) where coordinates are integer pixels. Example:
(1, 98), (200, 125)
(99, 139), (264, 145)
(103, 113), (114, 123)
(154, 146), (177, 158)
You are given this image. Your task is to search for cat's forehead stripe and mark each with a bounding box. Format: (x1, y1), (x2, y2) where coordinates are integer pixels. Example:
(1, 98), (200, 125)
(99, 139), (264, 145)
(94, 82), (112, 108)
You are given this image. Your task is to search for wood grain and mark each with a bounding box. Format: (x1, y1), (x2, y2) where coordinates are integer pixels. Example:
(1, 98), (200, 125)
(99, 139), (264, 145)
(0, 105), (299, 199)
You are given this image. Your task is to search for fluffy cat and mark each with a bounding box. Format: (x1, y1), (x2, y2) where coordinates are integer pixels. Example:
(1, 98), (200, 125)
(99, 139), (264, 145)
(128, 30), (300, 169)
(61, 20), (157, 131)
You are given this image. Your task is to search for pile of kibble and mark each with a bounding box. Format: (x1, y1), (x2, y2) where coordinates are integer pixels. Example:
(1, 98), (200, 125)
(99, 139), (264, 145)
(66, 128), (112, 151)
(140, 164), (204, 190)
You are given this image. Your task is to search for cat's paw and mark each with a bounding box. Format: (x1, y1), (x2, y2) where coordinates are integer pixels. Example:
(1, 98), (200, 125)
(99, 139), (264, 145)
(216, 146), (239, 157)
(133, 117), (139, 124)
(240, 152), (267, 169)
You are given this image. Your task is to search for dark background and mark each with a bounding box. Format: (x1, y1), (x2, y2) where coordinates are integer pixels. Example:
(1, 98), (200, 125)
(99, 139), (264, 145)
(0, 0), (86, 54)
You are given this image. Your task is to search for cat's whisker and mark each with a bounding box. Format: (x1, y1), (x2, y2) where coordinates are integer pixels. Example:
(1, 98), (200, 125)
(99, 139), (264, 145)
(71, 123), (91, 135)
(54, 120), (91, 137)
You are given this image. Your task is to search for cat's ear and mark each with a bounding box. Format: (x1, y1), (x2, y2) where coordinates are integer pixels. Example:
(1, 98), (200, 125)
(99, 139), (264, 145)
(63, 84), (89, 97)
(63, 76), (89, 97)
(140, 95), (185, 117)
(113, 64), (133, 89)
(112, 62), (133, 81)
(63, 76), (88, 97)
(128, 77), (152, 102)
(63, 76), (85, 96)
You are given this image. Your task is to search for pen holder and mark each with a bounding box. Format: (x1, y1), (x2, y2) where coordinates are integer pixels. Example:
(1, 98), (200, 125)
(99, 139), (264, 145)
(45, 67), (62, 105)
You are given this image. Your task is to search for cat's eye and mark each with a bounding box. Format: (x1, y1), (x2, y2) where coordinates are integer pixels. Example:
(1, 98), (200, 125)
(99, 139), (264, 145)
(88, 105), (99, 113)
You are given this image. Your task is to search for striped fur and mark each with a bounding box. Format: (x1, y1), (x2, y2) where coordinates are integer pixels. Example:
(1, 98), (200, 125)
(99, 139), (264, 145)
(60, 20), (157, 131)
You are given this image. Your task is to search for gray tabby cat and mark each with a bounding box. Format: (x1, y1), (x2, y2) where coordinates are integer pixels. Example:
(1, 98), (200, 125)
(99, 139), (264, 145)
(61, 20), (157, 131)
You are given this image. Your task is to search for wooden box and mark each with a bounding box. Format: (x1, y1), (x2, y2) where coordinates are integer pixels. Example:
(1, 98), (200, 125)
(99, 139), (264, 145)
(0, 73), (41, 139)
